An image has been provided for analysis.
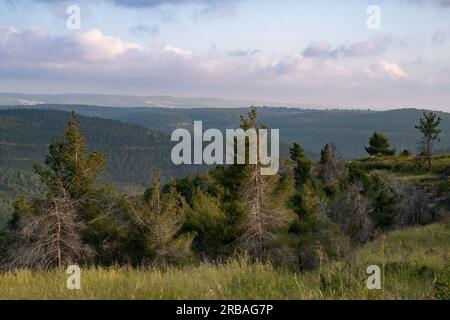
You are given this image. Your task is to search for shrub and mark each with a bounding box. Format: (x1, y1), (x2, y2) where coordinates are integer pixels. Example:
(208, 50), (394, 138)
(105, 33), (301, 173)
(433, 266), (450, 300)
(400, 149), (413, 157)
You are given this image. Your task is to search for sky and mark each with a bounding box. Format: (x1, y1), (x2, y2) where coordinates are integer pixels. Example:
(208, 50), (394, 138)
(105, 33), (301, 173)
(0, 0), (449, 110)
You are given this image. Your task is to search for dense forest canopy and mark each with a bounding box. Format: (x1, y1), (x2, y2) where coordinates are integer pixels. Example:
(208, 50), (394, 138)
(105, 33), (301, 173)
(2, 105), (450, 158)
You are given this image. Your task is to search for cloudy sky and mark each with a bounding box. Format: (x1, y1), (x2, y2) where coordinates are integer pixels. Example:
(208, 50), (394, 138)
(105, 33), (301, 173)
(0, 0), (449, 110)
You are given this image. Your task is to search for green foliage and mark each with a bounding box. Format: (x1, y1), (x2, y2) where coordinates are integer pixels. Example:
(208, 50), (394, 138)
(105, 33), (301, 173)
(365, 132), (396, 156)
(0, 168), (43, 229)
(287, 142), (348, 270)
(320, 143), (332, 164)
(288, 143), (319, 235)
(167, 173), (209, 206)
(433, 266), (450, 300)
(184, 188), (228, 256)
(317, 143), (344, 185)
(289, 182), (319, 233)
(415, 112), (442, 166)
(3, 113), (123, 268)
(9, 197), (31, 230)
(371, 189), (396, 229)
(122, 177), (195, 266)
(208, 165), (247, 240)
(289, 143), (312, 191)
(239, 106), (259, 130)
(400, 149), (413, 157)
(33, 112), (107, 199)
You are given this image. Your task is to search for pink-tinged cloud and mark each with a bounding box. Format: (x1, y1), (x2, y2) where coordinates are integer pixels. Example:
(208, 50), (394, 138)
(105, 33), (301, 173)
(367, 61), (409, 79)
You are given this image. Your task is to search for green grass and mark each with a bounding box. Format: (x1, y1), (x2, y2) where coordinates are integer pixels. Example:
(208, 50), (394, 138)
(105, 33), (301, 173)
(352, 154), (450, 176)
(351, 154), (450, 196)
(0, 222), (448, 300)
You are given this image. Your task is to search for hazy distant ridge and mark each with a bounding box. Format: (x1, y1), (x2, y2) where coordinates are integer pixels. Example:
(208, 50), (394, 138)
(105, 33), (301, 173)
(0, 92), (281, 109)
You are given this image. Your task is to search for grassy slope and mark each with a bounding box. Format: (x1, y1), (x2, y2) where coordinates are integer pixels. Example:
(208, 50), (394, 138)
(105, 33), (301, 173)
(0, 222), (448, 300)
(351, 154), (450, 207)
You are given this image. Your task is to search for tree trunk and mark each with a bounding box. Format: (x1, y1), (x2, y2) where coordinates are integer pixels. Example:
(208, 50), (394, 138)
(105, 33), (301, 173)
(55, 203), (62, 270)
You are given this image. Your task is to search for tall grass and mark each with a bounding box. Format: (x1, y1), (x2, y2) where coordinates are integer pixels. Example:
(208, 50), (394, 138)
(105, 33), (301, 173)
(0, 223), (448, 300)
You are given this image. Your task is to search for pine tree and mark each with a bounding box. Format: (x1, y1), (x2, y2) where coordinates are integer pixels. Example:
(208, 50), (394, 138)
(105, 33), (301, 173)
(365, 132), (396, 156)
(288, 142), (343, 270)
(124, 176), (194, 265)
(6, 184), (93, 270)
(237, 107), (286, 260)
(289, 143), (311, 191)
(288, 142), (315, 220)
(415, 112), (442, 166)
(317, 143), (343, 184)
(185, 187), (227, 256)
(5, 112), (108, 269)
(33, 111), (106, 199)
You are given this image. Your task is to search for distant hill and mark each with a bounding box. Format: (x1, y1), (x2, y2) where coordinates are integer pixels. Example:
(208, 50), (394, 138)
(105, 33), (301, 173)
(0, 109), (196, 186)
(2, 105), (449, 158)
(117, 107), (450, 158)
(0, 92), (275, 109)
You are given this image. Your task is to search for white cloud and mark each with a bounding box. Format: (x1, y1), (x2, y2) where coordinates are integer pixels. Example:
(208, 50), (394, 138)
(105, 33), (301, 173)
(73, 29), (142, 61)
(367, 61), (409, 79)
(0, 27), (142, 64)
(163, 45), (193, 58)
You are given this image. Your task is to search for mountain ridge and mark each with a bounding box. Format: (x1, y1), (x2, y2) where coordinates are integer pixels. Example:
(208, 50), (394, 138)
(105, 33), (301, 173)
(2, 104), (448, 159)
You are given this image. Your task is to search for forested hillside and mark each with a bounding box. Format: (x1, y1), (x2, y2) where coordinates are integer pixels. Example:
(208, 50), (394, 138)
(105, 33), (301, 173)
(107, 107), (450, 158)
(0, 168), (43, 227)
(2, 106), (450, 230)
(3, 105), (450, 158)
(0, 109), (194, 184)
(0, 109), (201, 226)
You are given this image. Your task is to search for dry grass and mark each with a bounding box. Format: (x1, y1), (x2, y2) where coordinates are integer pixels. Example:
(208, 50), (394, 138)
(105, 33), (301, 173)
(1, 222), (448, 300)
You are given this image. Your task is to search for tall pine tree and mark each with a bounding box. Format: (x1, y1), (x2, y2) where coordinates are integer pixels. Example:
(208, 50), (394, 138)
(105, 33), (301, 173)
(6, 112), (107, 269)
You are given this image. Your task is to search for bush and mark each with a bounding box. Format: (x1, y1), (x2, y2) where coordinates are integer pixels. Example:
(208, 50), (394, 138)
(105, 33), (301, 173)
(433, 266), (450, 300)
(400, 150), (413, 157)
